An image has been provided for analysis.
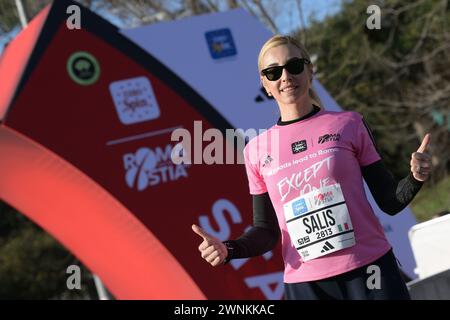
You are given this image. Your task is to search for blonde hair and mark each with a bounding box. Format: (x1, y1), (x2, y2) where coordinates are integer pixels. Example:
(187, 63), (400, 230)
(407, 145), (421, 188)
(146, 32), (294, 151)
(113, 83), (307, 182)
(258, 35), (322, 107)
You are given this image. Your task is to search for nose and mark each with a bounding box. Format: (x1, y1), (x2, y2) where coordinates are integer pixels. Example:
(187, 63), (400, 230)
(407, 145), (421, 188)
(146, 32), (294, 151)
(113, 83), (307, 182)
(280, 67), (292, 82)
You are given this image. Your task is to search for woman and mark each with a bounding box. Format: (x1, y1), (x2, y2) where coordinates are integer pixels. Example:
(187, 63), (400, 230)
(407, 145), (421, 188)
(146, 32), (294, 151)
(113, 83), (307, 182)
(192, 35), (431, 300)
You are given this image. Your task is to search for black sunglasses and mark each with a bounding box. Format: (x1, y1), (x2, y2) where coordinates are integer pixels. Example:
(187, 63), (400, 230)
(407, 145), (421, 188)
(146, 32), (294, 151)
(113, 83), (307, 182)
(261, 58), (310, 81)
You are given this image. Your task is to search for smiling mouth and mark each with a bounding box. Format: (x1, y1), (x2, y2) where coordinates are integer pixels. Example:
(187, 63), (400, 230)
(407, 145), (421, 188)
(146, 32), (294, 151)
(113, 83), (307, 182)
(280, 85), (298, 93)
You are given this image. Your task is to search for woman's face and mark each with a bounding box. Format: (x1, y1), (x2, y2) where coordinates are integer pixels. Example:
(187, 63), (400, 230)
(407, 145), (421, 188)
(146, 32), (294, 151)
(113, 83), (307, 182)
(260, 43), (312, 106)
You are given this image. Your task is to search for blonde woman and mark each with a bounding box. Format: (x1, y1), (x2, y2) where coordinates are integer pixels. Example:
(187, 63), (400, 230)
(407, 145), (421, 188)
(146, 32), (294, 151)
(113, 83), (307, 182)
(193, 35), (431, 300)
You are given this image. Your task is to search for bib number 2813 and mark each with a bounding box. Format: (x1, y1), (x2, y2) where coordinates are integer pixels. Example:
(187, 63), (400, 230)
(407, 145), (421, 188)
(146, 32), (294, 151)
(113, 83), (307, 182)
(283, 184), (356, 261)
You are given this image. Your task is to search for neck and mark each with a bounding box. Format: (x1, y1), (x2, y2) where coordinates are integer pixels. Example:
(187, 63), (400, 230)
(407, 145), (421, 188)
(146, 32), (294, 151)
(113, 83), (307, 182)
(279, 97), (314, 122)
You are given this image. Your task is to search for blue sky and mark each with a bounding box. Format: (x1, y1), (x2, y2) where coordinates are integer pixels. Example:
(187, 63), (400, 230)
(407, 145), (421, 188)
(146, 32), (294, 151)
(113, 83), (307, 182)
(0, 0), (342, 56)
(275, 0), (342, 34)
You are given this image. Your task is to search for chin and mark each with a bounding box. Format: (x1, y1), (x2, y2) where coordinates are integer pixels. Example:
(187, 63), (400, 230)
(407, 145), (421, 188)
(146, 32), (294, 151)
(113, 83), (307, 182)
(281, 93), (303, 104)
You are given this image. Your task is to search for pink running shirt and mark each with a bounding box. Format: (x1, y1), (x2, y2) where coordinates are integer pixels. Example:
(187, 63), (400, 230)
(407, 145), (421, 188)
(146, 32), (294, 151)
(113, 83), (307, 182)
(243, 109), (392, 283)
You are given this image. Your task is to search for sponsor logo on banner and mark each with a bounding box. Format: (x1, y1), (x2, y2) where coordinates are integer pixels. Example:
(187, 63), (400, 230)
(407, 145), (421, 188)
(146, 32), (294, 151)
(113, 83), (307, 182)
(318, 133), (341, 144)
(123, 144), (189, 191)
(109, 76), (161, 125)
(205, 28), (237, 59)
(291, 140), (307, 154)
(67, 51), (100, 85)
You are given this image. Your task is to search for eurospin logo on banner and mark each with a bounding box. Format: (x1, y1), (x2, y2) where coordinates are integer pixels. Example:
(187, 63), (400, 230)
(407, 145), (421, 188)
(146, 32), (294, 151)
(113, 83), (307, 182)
(123, 144), (189, 191)
(109, 76), (161, 125)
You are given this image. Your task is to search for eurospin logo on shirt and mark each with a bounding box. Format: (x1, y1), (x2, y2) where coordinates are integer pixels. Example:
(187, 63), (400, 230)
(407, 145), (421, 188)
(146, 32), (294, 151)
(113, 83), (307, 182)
(123, 144), (189, 191)
(292, 198), (308, 217)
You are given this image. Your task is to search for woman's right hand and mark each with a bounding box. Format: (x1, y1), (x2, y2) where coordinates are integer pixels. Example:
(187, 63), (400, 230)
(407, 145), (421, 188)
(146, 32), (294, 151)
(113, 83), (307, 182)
(192, 224), (228, 267)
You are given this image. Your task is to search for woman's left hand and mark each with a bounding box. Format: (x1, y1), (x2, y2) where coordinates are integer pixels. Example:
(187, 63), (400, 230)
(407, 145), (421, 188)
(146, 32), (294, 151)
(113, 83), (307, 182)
(410, 133), (432, 182)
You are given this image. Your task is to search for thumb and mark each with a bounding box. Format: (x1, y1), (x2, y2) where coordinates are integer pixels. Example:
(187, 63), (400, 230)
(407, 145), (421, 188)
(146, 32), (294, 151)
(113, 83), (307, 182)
(417, 133), (431, 153)
(192, 224), (211, 240)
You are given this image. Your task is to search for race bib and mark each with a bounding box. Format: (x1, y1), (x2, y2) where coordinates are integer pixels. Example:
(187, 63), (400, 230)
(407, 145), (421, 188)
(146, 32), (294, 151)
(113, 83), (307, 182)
(283, 183), (355, 261)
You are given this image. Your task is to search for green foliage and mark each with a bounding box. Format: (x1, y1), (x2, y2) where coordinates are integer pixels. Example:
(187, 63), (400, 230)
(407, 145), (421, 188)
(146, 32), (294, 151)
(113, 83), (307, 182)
(298, 0), (450, 182)
(0, 0), (19, 33)
(0, 201), (98, 299)
(0, 0), (51, 34)
(410, 176), (450, 222)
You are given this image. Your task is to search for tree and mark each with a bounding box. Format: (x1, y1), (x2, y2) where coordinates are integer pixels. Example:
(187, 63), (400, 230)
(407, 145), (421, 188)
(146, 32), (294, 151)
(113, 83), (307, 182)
(300, 0), (449, 182)
(88, 0), (284, 32)
(0, 200), (98, 299)
(0, 0), (53, 32)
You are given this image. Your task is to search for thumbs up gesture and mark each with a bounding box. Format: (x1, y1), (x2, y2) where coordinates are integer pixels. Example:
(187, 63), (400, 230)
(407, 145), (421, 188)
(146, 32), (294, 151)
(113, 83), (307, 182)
(192, 224), (228, 267)
(410, 133), (432, 182)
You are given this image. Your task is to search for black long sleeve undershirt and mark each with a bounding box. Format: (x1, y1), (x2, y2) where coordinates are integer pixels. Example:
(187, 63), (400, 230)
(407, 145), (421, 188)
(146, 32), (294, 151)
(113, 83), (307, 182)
(361, 161), (423, 215)
(224, 161), (423, 261)
(223, 193), (280, 260)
